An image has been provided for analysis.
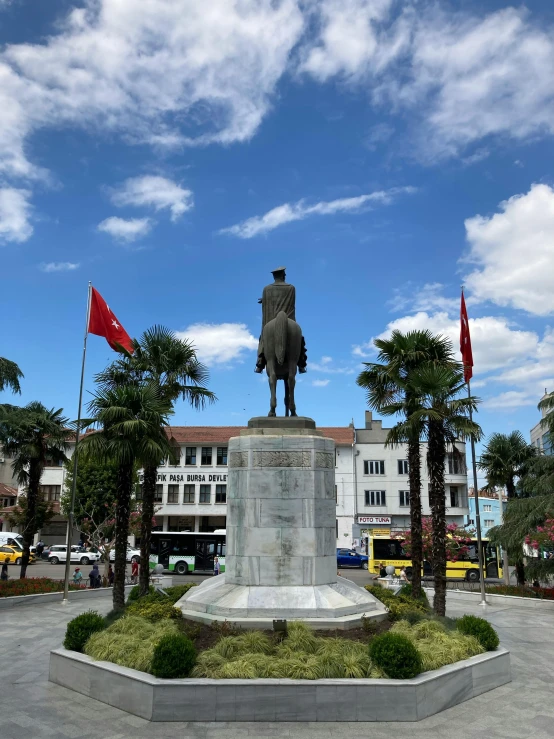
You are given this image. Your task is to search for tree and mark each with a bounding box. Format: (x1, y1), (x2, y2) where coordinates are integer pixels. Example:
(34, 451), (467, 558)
(61, 455), (121, 526)
(79, 383), (173, 610)
(393, 517), (475, 562)
(0, 402), (70, 576)
(6, 493), (56, 536)
(0, 357), (23, 395)
(356, 330), (459, 599)
(96, 325), (215, 596)
(396, 364), (481, 616)
(479, 431), (536, 584)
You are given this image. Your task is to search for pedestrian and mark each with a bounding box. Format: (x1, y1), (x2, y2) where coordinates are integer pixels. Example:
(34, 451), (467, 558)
(131, 559), (139, 584)
(213, 555), (220, 576)
(108, 565), (114, 586)
(89, 563), (100, 588)
(1, 563), (8, 581)
(36, 540), (45, 558)
(379, 562), (387, 578)
(400, 566), (408, 582)
(72, 567), (83, 586)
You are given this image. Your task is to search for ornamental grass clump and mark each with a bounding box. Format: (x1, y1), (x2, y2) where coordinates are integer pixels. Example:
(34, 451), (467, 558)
(365, 585), (428, 621)
(127, 598), (182, 622)
(64, 610), (106, 653)
(369, 632), (422, 679)
(456, 615), (499, 651)
(390, 619), (484, 672)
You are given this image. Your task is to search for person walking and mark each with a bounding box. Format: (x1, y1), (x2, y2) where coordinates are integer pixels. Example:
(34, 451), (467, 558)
(213, 555), (220, 576)
(72, 567), (83, 587)
(35, 540), (45, 558)
(89, 563), (100, 588)
(400, 566), (408, 582)
(108, 564), (114, 586)
(1, 563), (8, 581)
(131, 559), (139, 584)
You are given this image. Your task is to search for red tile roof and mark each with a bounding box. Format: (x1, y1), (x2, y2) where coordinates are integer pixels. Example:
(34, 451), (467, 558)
(0, 482), (17, 497)
(165, 426), (354, 445)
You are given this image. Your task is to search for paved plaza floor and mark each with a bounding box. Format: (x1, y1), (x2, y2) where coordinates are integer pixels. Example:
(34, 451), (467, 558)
(0, 592), (552, 739)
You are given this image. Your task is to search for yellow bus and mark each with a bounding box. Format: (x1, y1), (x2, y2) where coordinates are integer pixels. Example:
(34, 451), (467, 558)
(367, 534), (503, 583)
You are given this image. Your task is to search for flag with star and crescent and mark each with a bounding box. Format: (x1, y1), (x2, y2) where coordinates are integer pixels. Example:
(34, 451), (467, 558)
(460, 290), (473, 384)
(88, 286), (134, 353)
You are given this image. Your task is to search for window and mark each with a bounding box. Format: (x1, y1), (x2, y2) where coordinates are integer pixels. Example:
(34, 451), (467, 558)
(335, 485), (338, 503)
(215, 485), (227, 503)
(364, 490), (386, 506)
(363, 460), (385, 475)
(154, 485), (163, 503)
(44, 457), (63, 467)
(483, 504), (492, 512)
(183, 485), (195, 504)
(40, 485), (61, 502)
(450, 486), (460, 507)
(397, 460), (409, 475)
(167, 485), (179, 504)
(373, 539), (409, 560)
(216, 447), (228, 466)
(336, 519), (338, 538)
(185, 447), (197, 465)
(447, 452), (466, 475)
(169, 449), (181, 466)
(199, 485), (211, 503)
(399, 490), (410, 507)
(135, 484), (143, 501)
(484, 519), (495, 527)
(201, 447), (212, 465)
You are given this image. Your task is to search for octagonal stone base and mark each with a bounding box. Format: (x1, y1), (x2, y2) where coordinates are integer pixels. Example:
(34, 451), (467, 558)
(176, 574), (387, 629)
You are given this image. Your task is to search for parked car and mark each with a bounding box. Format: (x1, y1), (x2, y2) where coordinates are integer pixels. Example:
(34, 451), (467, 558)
(0, 545), (36, 565)
(109, 547), (141, 563)
(336, 548), (369, 570)
(48, 545), (100, 565)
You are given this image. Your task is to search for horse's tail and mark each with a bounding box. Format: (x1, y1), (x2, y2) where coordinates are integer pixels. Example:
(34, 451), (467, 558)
(275, 311), (287, 365)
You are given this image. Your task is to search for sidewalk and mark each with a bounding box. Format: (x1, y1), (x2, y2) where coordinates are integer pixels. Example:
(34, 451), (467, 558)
(0, 596), (552, 738)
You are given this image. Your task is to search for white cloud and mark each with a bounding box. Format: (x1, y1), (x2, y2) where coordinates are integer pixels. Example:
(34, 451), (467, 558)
(110, 176), (193, 222)
(177, 322), (257, 365)
(0, 187), (32, 243)
(97, 216), (152, 243)
(482, 391), (538, 411)
(354, 311), (539, 375)
(0, 0), (304, 181)
(312, 379), (330, 387)
(39, 262), (79, 273)
(388, 282), (460, 314)
(463, 184), (554, 316)
(301, 3), (554, 160)
(220, 187), (415, 238)
(310, 356), (356, 375)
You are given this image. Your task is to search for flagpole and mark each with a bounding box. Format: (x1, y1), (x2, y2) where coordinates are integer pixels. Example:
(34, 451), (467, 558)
(62, 282), (92, 603)
(467, 379), (487, 608)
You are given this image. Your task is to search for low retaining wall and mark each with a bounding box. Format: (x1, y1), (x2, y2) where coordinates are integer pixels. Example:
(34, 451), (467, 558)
(424, 587), (554, 611)
(49, 647), (511, 722)
(0, 584), (134, 610)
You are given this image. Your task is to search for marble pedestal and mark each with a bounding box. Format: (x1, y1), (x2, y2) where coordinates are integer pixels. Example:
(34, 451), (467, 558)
(178, 419), (385, 628)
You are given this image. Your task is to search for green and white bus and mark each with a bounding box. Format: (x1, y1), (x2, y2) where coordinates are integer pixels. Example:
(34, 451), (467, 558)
(149, 531), (226, 575)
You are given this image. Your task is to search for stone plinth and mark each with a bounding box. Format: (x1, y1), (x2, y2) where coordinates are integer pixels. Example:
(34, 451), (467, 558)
(178, 420), (385, 627)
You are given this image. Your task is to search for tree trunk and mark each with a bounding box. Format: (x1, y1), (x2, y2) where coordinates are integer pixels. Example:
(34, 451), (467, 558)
(113, 462), (134, 610)
(140, 464), (157, 597)
(408, 439), (423, 599)
(506, 476), (516, 500)
(515, 559), (525, 585)
(428, 420), (447, 616)
(20, 461), (41, 579)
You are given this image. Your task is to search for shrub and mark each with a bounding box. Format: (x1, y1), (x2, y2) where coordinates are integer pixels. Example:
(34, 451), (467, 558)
(456, 615), (499, 651)
(165, 583), (197, 603)
(369, 633), (422, 679)
(0, 578), (80, 598)
(399, 584), (430, 608)
(127, 598), (182, 622)
(151, 633), (197, 678)
(64, 610), (106, 652)
(126, 584), (156, 602)
(390, 619), (484, 672)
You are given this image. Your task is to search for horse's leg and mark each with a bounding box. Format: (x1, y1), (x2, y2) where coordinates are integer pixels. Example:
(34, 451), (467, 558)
(267, 360), (277, 417)
(288, 360), (297, 417)
(284, 377), (290, 417)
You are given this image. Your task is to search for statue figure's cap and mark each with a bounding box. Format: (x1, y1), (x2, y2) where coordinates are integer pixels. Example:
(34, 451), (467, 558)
(271, 266), (286, 274)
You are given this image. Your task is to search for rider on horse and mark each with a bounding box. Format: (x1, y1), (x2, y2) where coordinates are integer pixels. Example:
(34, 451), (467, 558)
(255, 267), (307, 374)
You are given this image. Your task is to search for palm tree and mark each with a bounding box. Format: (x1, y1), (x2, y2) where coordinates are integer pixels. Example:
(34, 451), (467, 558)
(0, 402), (70, 576)
(95, 326), (216, 596)
(356, 330), (458, 599)
(79, 383), (173, 609)
(398, 364), (481, 616)
(479, 431), (537, 584)
(0, 357), (23, 395)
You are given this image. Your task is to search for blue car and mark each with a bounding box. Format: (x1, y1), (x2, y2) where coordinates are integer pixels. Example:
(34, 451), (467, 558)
(336, 548), (368, 570)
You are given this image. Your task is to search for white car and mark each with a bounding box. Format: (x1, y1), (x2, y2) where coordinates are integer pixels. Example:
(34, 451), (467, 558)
(48, 545), (100, 565)
(109, 547), (141, 563)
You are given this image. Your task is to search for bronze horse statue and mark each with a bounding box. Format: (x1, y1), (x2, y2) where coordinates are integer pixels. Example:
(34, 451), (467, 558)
(262, 310), (302, 417)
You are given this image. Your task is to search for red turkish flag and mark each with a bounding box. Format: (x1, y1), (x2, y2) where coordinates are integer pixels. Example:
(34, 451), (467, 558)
(460, 292), (473, 383)
(88, 287), (134, 353)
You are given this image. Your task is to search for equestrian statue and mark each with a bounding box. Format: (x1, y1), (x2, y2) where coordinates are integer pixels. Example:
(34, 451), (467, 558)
(255, 267), (308, 417)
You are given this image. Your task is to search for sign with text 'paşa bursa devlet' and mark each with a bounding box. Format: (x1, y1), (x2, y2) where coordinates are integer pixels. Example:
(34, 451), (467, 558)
(138, 473), (228, 483)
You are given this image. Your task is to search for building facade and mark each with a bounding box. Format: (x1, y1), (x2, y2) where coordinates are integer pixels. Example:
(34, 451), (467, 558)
(466, 492), (506, 537)
(351, 412), (469, 543)
(530, 391), (553, 455)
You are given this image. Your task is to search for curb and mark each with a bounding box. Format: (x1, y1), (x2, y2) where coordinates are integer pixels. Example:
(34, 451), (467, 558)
(0, 584), (135, 610)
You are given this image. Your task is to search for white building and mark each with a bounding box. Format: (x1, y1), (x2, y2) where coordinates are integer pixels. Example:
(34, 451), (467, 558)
(530, 391), (553, 455)
(351, 411), (469, 543)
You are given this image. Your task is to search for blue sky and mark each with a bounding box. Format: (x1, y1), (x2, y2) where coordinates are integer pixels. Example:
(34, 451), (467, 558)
(1, 0), (554, 459)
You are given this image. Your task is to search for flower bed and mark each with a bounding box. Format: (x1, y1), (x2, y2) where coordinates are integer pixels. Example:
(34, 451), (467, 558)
(486, 584), (554, 600)
(0, 577), (81, 598)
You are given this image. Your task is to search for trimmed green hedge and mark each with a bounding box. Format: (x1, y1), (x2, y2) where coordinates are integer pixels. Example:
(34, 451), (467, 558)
(151, 633), (197, 678)
(64, 611), (105, 653)
(456, 615), (499, 651)
(369, 632), (422, 679)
